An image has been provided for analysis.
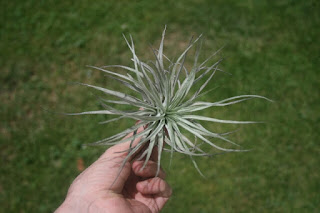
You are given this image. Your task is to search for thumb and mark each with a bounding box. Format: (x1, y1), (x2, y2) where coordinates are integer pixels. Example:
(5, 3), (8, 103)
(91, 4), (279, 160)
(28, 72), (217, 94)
(92, 125), (146, 192)
(100, 124), (147, 160)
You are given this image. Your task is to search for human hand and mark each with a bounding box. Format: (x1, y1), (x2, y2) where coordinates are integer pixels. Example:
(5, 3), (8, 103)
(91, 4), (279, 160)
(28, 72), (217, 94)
(55, 126), (172, 213)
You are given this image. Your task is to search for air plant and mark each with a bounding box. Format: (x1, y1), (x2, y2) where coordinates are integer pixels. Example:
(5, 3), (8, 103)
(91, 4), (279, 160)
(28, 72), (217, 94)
(68, 27), (271, 179)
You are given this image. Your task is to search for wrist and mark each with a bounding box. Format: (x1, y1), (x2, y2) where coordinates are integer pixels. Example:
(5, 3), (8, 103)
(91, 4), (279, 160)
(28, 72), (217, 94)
(55, 195), (90, 213)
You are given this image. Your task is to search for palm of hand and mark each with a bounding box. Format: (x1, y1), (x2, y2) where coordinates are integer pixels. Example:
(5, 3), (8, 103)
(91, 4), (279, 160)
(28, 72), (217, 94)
(56, 126), (171, 213)
(100, 161), (169, 213)
(59, 148), (171, 213)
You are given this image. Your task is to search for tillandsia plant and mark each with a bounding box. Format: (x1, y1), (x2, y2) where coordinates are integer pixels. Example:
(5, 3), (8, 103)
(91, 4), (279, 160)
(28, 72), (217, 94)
(68, 27), (271, 179)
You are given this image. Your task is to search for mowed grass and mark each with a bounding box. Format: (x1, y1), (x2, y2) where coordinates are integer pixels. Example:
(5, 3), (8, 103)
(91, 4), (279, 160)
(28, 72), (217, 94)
(1, 0), (319, 212)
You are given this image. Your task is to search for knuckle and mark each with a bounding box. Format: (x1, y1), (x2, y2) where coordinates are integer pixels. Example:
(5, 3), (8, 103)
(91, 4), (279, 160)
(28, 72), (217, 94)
(157, 178), (167, 192)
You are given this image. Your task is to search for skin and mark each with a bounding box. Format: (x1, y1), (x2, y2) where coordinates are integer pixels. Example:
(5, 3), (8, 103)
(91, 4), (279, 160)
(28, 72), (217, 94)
(55, 126), (172, 213)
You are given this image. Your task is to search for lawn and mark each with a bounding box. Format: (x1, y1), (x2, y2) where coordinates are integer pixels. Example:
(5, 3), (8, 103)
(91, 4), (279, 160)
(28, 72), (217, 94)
(1, 0), (319, 212)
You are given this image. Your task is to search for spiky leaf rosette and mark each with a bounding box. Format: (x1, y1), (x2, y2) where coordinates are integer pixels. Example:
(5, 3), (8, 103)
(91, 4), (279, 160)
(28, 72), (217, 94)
(69, 27), (271, 178)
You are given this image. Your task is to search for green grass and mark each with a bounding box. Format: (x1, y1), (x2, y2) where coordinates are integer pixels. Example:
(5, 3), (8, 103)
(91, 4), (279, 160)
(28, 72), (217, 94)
(1, 0), (319, 212)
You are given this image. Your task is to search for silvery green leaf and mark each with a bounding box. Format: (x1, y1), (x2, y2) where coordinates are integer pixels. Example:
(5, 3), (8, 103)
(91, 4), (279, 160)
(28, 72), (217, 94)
(66, 27), (271, 181)
(182, 115), (262, 124)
